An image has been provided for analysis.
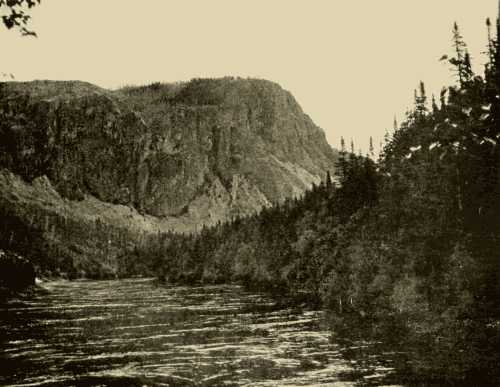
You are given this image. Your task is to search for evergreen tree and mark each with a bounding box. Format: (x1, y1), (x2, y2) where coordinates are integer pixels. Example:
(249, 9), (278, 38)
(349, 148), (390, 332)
(431, 94), (439, 114)
(451, 22), (473, 85)
(440, 87), (448, 109)
(415, 81), (428, 117)
(326, 170), (333, 190)
(335, 136), (348, 184)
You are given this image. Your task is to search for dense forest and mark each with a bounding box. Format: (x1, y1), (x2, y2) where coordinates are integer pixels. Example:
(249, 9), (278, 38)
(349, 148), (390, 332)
(145, 19), (500, 384)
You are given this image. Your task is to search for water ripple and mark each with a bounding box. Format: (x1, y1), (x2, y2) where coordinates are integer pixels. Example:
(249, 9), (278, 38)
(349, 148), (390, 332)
(0, 278), (401, 386)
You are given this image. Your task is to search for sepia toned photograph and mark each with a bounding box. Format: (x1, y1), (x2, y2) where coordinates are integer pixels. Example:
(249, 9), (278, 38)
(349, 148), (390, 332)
(1, 1), (499, 386)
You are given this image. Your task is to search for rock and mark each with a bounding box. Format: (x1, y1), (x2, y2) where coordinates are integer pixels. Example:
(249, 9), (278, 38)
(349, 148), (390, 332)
(0, 249), (35, 289)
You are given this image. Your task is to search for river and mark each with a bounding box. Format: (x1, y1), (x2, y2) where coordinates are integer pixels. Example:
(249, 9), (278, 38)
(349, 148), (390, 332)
(0, 278), (403, 386)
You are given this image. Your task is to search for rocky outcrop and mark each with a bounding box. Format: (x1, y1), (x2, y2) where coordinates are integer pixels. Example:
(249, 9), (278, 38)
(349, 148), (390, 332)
(0, 77), (338, 276)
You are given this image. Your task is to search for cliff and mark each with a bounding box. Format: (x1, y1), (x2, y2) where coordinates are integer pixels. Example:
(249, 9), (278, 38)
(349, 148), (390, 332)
(0, 77), (337, 277)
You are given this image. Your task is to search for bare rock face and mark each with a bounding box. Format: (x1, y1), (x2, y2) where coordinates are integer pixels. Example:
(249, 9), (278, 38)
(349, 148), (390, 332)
(0, 78), (337, 276)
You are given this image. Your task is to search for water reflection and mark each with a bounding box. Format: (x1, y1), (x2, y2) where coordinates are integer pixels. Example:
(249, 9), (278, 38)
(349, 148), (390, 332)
(0, 279), (402, 386)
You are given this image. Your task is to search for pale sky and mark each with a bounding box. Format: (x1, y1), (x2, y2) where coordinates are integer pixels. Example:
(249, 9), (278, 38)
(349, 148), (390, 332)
(1, 0), (498, 152)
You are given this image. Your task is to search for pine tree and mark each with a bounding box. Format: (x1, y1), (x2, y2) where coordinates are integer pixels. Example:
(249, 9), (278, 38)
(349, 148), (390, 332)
(487, 18), (495, 65)
(326, 170), (333, 190)
(463, 52), (473, 80)
(415, 81), (428, 117)
(451, 22), (473, 85)
(335, 136), (348, 184)
(431, 94), (439, 114)
(440, 87), (448, 110)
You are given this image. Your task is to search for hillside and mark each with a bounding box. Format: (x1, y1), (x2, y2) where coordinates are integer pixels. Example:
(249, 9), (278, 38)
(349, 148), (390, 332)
(0, 77), (337, 277)
(150, 23), (500, 385)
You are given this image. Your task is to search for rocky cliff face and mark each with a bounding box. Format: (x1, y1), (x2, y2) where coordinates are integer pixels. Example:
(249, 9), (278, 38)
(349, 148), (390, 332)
(0, 77), (337, 276)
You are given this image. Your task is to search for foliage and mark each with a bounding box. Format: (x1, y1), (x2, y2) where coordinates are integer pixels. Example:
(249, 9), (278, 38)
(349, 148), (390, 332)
(0, 0), (40, 36)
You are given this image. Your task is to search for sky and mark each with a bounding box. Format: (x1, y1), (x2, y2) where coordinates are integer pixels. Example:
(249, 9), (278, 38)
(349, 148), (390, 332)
(1, 0), (498, 152)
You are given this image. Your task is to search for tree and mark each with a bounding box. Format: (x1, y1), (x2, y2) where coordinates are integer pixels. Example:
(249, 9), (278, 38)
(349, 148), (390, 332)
(450, 22), (473, 85)
(0, 0), (40, 36)
(486, 18), (495, 65)
(326, 170), (333, 190)
(414, 81), (428, 117)
(335, 136), (348, 183)
(431, 94), (439, 113)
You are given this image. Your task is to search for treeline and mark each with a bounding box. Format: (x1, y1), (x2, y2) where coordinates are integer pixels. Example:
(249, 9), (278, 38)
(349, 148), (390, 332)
(152, 19), (500, 384)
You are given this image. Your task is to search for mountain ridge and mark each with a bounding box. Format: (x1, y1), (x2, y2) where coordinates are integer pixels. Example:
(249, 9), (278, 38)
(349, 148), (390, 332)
(0, 77), (338, 277)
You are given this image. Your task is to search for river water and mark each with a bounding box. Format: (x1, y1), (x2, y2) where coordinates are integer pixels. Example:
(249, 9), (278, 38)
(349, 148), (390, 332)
(0, 279), (403, 386)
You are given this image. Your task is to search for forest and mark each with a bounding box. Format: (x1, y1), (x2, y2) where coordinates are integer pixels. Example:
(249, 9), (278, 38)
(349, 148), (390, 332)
(144, 20), (500, 384)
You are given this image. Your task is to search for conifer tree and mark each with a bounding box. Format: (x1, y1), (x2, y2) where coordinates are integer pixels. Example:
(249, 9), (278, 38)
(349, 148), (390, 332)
(415, 81), (428, 117)
(431, 94), (439, 113)
(451, 22), (473, 85)
(326, 170), (333, 190)
(335, 136), (348, 184)
(440, 87), (448, 110)
(487, 18), (495, 65)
